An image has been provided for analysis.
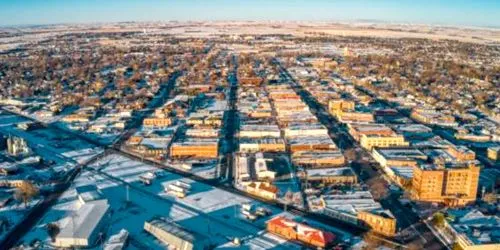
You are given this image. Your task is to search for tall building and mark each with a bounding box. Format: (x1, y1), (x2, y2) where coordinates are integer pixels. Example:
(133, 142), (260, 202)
(412, 163), (480, 207)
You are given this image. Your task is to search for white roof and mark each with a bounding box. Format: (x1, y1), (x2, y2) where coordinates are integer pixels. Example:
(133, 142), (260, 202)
(104, 229), (129, 250)
(58, 199), (109, 240)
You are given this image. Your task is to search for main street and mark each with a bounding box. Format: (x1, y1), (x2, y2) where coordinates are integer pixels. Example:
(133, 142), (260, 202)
(274, 59), (447, 249)
(3, 59), (422, 249)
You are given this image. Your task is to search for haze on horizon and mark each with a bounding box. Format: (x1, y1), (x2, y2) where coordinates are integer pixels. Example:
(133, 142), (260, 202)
(1, 0), (499, 28)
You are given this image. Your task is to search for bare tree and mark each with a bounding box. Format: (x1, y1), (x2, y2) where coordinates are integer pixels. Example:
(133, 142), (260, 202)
(14, 182), (39, 208)
(46, 223), (60, 242)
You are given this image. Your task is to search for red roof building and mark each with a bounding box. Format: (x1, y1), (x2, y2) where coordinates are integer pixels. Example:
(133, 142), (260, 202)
(267, 216), (335, 248)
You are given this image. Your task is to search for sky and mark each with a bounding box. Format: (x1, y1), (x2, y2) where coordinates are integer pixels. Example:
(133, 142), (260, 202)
(0, 0), (499, 28)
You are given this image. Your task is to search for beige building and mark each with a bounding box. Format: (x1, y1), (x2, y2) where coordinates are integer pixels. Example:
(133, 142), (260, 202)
(487, 146), (499, 161)
(412, 164), (480, 207)
(239, 138), (286, 153)
(143, 117), (172, 128)
(357, 209), (397, 237)
(170, 139), (218, 159)
(245, 181), (279, 200)
(360, 134), (409, 151)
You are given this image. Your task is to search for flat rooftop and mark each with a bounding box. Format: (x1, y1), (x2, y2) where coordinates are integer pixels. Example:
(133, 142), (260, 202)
(374, 148), (427, 160)
(306, 167), (355, 177)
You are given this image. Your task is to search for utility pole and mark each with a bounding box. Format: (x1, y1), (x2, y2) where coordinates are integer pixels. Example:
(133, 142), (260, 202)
(126, 184), (130, 204)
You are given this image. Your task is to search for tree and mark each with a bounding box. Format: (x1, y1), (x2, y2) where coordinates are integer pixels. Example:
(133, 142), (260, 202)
(432, 212), (446, 228)
(14, 182), (38, 208)
(344, 148), (357, 161)
(46, 223), (60, 242)
(362, 231), (382, 249)
(368, 177), (389, 200)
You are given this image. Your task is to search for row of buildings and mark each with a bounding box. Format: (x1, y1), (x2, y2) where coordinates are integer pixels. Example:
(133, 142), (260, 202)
(124, 50), (231, 175)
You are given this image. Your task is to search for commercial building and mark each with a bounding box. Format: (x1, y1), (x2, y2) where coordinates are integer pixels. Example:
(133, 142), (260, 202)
(357, 209), (397, 237)
(143, 117), (172, 129)
(61, 114), (92, 123)
(412, 164), (480, 206)
(244, 181), (279, 200)
(276, 111), (318, 127)
(268, 90), (301, 100)
(170, 138), (218, 158)
(487, 146), (500, 161)
(239, 138), (286, 153)
(372, 148), (427, 167)
(54, 200), (110, 248)
(359, 134), (409, 151)
(273, 100), (310, 113)
(254, 152), (277, 180)
(239, 124), (281, 138)
(239, 77), (263, 86)
(300, 167), (357, 185)
(393, 124), (434, 139)
(450, 145), (476, 161)
(328, 99), (374, 123)
(236, 154), (251, 182)
(144, 217), (209, 250)
(128, 137), (172, 158)
(328, 99), (355, 115)
(443, 209), (500, 250)
(348, 123), (396, 142)
(410, 108), (458, 127)
(185, 128), (219, 138)
(283, 122), (329, 138)
(319, 191), (382, 225)
(292, 150), (345, 167)
(288, 135), (337, 153)
(336, 111), (375, 124)
(186, 111), (223, 127)
(267, 216), (335, 248)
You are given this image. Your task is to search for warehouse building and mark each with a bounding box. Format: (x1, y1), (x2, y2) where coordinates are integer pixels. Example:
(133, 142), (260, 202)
(54, 200), (110, 248)
(144, 217), (210, 250)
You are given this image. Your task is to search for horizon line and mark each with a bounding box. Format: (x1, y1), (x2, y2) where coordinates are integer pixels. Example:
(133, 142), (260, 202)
(1, 19), (499, 31)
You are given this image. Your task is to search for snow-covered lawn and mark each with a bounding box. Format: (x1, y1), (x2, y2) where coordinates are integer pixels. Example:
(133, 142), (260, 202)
(20, 154), (308, 249)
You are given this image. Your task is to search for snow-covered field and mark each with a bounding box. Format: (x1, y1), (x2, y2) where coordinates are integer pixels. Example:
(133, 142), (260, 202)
(21, 154), (327, 249)
(0, 199), (41, 242)
(0, 114), (103, 165)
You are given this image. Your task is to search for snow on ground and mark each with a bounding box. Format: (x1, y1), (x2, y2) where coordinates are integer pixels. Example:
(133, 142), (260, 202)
(0, 114), (103, 165)
(216, 231), (302, 250)
(0, 113), (30, 126)
(21, 154), (306, 249)
(53, 121), (119, 146)
(0, 199), (41, 242)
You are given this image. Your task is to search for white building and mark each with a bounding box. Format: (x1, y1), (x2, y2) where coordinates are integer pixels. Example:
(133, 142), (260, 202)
(54, 199), (110, 248)
(284, 122), (329, 138)
(255, 153), (276, 180)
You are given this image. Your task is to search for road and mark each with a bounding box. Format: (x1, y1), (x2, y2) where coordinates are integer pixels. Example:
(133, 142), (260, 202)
(113, 71), (183, 147)
(219, 54), (239, 183)
(0, 150), (108, 249)
(113, 147), (368, 235)
(274, 60), (447, 248)
(2, 61), (414, 248)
